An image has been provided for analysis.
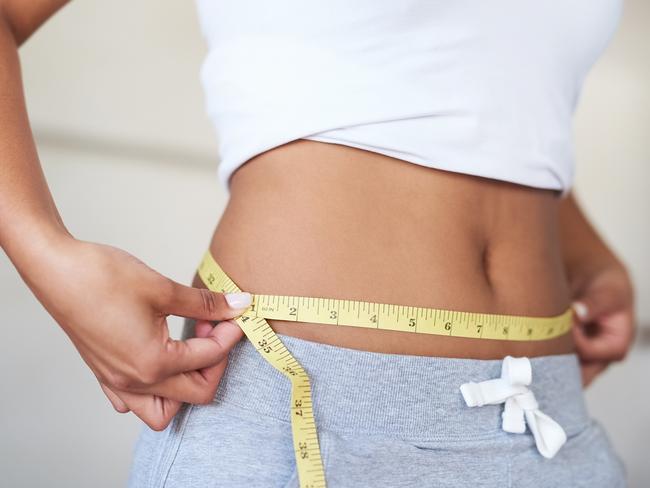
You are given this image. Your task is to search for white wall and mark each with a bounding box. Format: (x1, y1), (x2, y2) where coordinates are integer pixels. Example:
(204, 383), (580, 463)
(20, 0), (218, 157)
(573, 0), (650, 324)
(1, 0), (648, 486)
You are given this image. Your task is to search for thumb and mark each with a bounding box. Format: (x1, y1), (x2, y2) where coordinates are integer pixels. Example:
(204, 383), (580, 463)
(572, 286), (622, 324)
(160, 279), (252, 321)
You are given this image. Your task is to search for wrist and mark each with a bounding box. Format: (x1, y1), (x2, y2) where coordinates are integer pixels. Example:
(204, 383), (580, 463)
(2, 217), (75, 276)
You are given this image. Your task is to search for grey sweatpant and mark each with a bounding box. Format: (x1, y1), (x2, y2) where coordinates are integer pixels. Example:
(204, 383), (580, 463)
(127, 319), (626, 487)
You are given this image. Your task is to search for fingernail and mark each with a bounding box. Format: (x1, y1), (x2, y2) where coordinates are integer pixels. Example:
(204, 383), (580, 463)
(225, 292), (252, 309)
(572, 301), (588, 321)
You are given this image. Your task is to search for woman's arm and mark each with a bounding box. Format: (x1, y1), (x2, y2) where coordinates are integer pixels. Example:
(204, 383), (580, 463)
(0, 0), (70, 44)
(559, 191), (636, 386)
(0, 1), (250, 430)
(0, 0), (73, 265)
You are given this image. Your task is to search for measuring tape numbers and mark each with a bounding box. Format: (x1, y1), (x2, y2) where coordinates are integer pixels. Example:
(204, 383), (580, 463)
(197, 249), (573, 488)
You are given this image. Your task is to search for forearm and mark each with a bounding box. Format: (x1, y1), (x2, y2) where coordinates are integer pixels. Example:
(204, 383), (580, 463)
(0, 10), (73, 276)
(559, 191), (624, 292)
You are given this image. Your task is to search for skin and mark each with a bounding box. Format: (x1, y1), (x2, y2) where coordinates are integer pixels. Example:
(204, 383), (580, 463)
(0, 1), (636, 433)
(196, 140), (635, 369)
(559, 194), (637, 385)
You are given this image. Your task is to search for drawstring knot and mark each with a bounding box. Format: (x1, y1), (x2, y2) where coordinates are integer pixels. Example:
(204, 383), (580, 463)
(460, 356), (567, 459)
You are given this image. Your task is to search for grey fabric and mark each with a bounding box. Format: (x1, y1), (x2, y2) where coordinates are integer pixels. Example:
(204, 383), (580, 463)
(128, 319), (627, 487)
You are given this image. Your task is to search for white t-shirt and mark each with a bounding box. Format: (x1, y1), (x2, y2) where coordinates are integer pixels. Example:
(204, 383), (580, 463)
(194, 0), (622, 195)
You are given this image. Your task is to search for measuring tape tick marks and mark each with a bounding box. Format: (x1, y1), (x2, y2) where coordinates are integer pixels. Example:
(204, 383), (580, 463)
(197, 249), (573, 488)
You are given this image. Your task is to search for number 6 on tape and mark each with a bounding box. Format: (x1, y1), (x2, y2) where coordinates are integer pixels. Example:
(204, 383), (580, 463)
(197, 249), (574, 488)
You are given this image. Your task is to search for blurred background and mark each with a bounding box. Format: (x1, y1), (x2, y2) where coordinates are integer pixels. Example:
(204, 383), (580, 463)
(0, 0), (648, 486)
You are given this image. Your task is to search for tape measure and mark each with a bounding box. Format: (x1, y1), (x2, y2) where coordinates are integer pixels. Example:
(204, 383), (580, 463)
(197, 249), (573, 488)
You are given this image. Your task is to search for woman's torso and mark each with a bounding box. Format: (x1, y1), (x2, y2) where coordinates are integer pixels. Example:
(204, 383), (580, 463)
(193, 140), (574, 358)
(190, 0), (623, 358)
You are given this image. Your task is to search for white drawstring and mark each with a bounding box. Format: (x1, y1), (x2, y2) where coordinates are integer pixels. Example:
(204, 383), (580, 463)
(459, 355), (567, 459)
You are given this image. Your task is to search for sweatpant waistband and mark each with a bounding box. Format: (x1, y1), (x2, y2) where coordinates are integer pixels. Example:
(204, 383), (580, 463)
(214, 332), (590, 442)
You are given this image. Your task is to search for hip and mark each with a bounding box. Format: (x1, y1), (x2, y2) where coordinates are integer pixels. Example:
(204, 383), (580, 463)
(128, 324), (626, 488)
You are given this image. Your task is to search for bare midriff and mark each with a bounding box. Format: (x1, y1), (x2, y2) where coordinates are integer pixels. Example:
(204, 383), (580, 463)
(192, 140), (575, 359)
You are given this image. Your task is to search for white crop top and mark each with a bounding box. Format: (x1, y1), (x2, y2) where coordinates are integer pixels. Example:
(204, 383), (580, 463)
(194, 0), (622, 194)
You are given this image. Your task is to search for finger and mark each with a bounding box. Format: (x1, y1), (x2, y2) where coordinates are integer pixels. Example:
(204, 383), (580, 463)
(100, 382), (130, 413)
(580, 360), (609, 387)
(156, 320), (243, 378)
(161, 280), (252, 322)
(114, 388), (183, 431)
(194, 319), (232, 381)
(571, 315), (632, 362)
(126, 321), (240, 404)
(572, 301), (590, 323)
(194, 319), (216, 338)
(194, 319), (234, 385)
(572, 286), (624, 324)
(129, 358), (230, 405)
(572, 322), (606, 361)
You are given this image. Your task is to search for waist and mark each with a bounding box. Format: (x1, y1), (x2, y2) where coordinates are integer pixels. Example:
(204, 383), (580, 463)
(200, 140), (574, 358)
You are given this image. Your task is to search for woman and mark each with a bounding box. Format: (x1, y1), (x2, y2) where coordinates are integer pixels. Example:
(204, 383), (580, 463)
(0, 1), (636, 487)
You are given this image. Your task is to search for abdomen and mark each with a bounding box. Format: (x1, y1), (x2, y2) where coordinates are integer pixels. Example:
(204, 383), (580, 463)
(197, 140), (575, 358)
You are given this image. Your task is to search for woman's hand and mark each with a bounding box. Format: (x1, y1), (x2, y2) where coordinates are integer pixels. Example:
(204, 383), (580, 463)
(26, 236), (249, 430)
(98, 319), (238, 430)
(0, 0), (248, 432)
(571, 263), (636, 387)
(558, 192), (637, 387)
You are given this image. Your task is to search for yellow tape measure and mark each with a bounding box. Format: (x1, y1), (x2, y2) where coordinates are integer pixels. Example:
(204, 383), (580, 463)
(197, 249), (572, 488)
